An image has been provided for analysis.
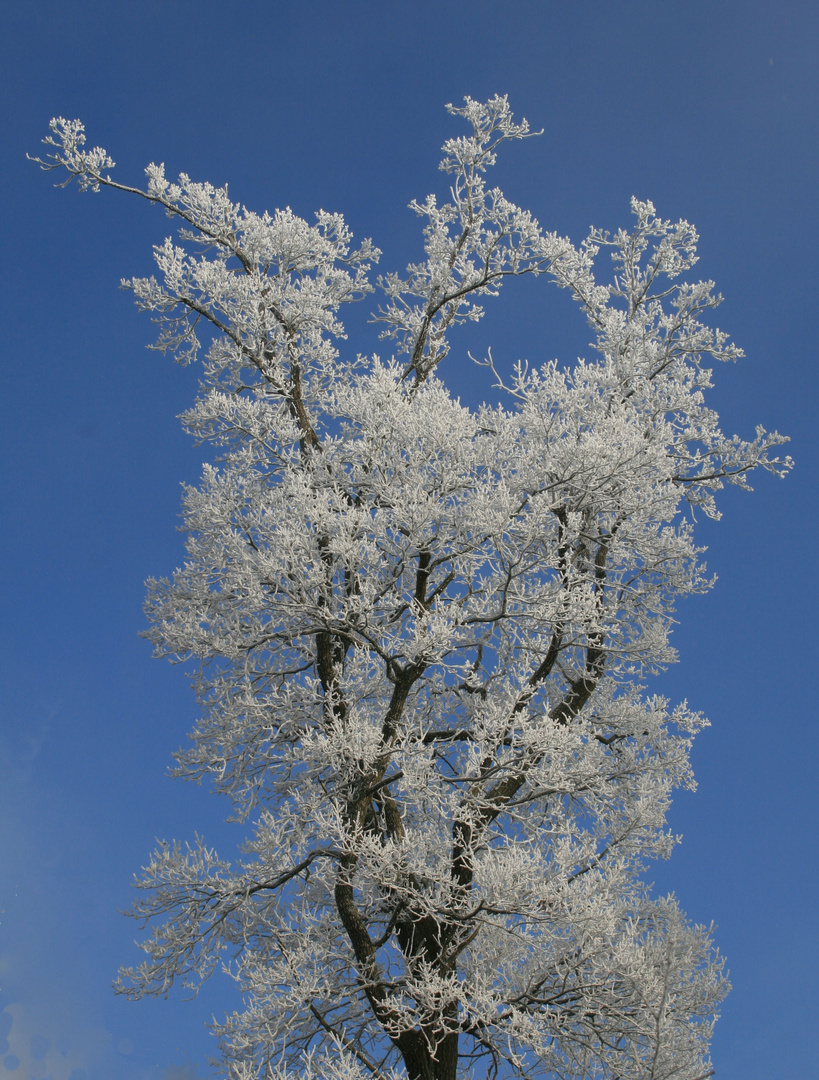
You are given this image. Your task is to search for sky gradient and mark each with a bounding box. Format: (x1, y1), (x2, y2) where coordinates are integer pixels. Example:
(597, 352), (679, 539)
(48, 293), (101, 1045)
(1, 3), (817, 1078)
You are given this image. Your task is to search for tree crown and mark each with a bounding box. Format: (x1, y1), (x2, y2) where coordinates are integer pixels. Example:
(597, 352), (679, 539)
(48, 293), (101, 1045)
(33, 96), (790, 1080)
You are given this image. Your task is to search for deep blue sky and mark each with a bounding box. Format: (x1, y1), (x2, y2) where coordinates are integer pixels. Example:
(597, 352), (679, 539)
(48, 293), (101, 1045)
(1, 3), (816, 1078)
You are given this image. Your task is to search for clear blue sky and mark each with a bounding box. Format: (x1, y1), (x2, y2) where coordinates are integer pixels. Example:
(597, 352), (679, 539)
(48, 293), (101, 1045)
(1, 2), (816, 1078)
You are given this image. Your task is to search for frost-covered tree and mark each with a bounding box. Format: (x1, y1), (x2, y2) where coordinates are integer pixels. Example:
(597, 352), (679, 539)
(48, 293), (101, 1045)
(33, 97), (790, 1080)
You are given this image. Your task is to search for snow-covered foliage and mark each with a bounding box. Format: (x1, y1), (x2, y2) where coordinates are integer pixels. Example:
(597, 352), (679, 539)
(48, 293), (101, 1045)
(34, 97), (790, 1080)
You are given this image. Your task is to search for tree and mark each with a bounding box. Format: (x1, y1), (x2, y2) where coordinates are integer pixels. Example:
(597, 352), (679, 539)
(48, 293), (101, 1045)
(33, 96), (790, 1080)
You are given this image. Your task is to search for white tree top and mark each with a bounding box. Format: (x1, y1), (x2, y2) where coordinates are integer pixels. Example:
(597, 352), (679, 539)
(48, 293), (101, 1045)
(33, 96), (790, 1080)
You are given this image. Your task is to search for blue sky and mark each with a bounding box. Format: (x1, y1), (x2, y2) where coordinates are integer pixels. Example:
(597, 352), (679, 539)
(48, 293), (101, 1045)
(1, 2), (816, 1077)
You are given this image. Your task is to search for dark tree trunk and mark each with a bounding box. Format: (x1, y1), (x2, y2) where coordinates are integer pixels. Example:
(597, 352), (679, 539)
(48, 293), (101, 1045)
(399, 1028), (458, 1080)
